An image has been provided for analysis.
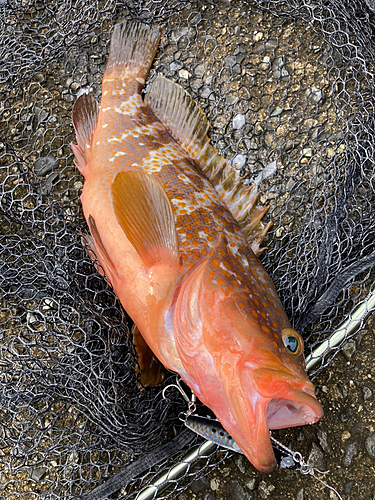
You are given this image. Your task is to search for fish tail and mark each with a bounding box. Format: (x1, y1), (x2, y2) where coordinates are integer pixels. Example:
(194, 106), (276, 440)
(104, 20), (160, 83)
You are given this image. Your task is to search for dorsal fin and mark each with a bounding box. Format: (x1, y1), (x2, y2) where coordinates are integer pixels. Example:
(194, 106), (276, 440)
(71, 92), (99, 176)
(112, 170), (180, 268)
(145, 76), (271, 255)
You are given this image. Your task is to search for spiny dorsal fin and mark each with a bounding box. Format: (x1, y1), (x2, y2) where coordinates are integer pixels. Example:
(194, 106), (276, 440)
(71, 92), (99, 176)
(132, 324), (167, 387)
(112, 170), (180, 268)
(145, 76), (271, 256)
(105, 21), (160, 83)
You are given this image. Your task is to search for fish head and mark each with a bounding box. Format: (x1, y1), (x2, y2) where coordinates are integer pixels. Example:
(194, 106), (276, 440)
(175, 235), (323, 472)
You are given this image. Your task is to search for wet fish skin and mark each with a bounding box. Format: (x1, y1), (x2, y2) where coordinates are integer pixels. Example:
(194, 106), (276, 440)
(71, 20), (323, 472)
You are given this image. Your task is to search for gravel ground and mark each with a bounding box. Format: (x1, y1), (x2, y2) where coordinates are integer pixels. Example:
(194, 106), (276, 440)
(177, 315), (375, 500)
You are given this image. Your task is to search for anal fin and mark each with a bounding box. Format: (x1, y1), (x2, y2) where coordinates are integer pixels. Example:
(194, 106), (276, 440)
(132, 324), (168, 387)
(112, 170), (180, 268)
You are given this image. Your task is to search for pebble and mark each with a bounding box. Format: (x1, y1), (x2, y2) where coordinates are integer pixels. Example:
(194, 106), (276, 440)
(340, 407), (353, 423)
(317, 429), (331, 454)
(232, 154), (246, 169)
(232, 113), (246, 129)
(179, 69), (191, 79)
(40, 172), (59, 195)
(307, 442), (325, 470)
(342, 439), (359, 467)
(296, 487), (304, 500)
(190, 477), (210, 494)
(210, 478), (220, 491)
(223, 479), (252, 500)
(365, 433), (375, 460)
(341, 430), (351, 441)
(258, 481), (275, 498)
(341, 341), (356, 360)
(344, 480), (354, 495)
(203, 493), (215, 500)
(307, 87), (324, 104)
(29, 467), (46, 481)
(34, 155), (59, 177)
(363, 386), (372, 400)
(245, 477), (256, 490)
(233, 454), (246, 473)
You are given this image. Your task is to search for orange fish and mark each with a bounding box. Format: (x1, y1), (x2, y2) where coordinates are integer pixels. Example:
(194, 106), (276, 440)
(71, 20), (323, 472)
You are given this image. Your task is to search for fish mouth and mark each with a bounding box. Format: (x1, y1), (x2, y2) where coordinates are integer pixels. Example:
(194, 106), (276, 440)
(252, 367), (324, 430)
(267, 395), (323, 429)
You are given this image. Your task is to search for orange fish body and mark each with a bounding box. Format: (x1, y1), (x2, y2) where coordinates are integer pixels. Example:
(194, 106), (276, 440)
(71, 21), (323, 472)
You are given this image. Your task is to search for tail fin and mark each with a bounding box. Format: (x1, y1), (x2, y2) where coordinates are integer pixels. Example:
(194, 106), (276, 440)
(105, 20), (160, 82)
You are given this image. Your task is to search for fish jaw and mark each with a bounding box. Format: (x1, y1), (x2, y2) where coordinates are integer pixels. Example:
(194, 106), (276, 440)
(252, 367), (324, 429)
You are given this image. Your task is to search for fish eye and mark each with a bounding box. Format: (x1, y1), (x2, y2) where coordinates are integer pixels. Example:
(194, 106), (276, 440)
(281, 329), (303, 356)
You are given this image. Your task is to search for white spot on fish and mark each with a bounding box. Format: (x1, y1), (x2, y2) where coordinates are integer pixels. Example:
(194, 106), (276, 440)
(139, 142), (145, 146)
(86, 144), (91, 149)
(178, 174), (193, 185)
(102, 107), (112, 112)
(139, 144), (184, 174)
(108, 123), (162, 143)
(102, 123), (109, 128)
(96, 141), (100, 145)
(103, 91), (108, 96)
(136, 77), (145, 84)
(114, 94), (144, 115)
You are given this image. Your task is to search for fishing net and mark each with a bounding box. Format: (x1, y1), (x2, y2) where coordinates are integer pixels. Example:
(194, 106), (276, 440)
(0, 0), (374, 498)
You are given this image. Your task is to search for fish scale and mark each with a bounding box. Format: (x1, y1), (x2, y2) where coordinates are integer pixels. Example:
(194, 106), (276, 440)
(71, 19), (323, 473)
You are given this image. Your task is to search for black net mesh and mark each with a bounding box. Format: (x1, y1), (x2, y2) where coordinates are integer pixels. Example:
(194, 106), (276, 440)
(1, 0), (375, 498)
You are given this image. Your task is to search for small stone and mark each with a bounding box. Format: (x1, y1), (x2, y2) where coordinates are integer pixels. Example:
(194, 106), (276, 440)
(190, 477), (210, 494)
(270, 106), (282, 117)
(342, 439), (359, 467)
(307, 443), (325, 470)
(363, 386), (372, 400)
(232, 113), (246, 129)
(245, 477), (256, 490)
(179, 69), (191, 79)
(317, 429), (331, 454)
(224, 480), (252, 500)
(307, 87), (324, 104)
(34, 156), (59, 177)
(33, 73), (45, 82)
(232, 154), (246, 169)
(233, 454), (246, 473)
(203, 493), (215, 500)
(296, 487), (304, 500)
(29, 467), (46, 481)
(344, 481), (354, 495)
(341, 431), (351, 441)
(340, 407), (353, 423)
(341, 341), (356, 360)
(365, 433), (375, 460)
(210, 478), (220, 491)
(258, 481), (275, 498)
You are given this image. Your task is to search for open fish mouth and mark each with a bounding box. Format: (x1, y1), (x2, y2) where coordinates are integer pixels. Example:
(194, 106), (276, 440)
(267, 395), (323, 429)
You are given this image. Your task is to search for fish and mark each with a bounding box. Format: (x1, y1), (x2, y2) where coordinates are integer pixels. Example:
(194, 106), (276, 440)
(71, 19), (323, 472)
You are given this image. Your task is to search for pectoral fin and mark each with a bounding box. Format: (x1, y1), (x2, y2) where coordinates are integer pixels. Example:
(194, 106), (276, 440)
(112, 170), (180, 268)
(132, 324), (168, 387)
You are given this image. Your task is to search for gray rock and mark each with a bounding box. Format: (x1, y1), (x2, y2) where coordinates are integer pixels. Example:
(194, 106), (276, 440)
(232, 154), (246, 169)
(317, 429), (331, 454)
(232, 114), (246, 130)
(307, 87), (324, 105)
(307, 443), (325, 470)
(341, 341), (356, 360)
(363, 386), (372, 400)
(34, 156), (59, 177)
(203, 493), (215, 500)
(190, 477), (210, 494)
(365, 433), (375, 460)
(233, 454), (246, 473)
(342, 439), (359, 467)
(223, 479), (252, 500)
(340, 407), (353, 423)
(344, 480), (354, 495)
(29, 467), (46, 481)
